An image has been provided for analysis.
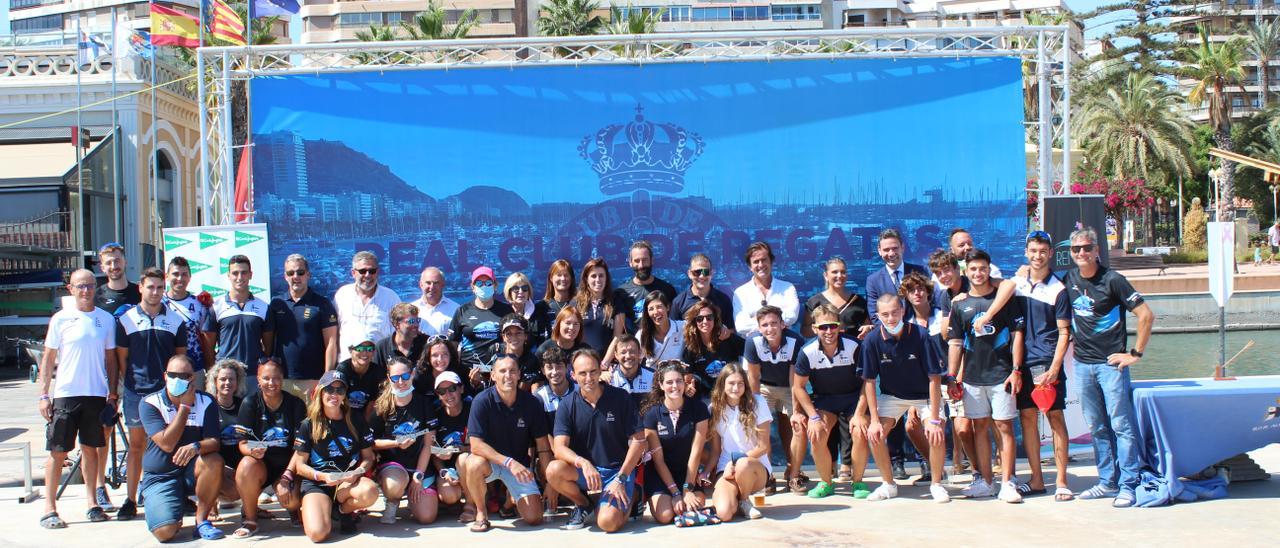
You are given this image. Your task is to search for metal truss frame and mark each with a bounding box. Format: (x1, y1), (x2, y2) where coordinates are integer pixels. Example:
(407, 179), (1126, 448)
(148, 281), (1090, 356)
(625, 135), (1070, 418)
(197, 26), (1071, 225)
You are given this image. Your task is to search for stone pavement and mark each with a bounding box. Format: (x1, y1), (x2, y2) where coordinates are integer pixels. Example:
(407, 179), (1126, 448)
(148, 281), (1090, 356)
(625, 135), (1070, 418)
(0, 374), (1275, 547)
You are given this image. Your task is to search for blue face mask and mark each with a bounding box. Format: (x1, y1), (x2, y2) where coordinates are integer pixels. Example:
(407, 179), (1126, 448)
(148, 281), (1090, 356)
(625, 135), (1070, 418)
(883, 321), (905, 336)
(392, 384), (414, 398)
(167, 376), (190, 397)
(474, 283), (495, 301)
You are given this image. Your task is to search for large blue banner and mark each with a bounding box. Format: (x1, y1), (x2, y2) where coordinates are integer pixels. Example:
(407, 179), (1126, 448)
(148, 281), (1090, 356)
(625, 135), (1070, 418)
(251, 57), (1026, 303)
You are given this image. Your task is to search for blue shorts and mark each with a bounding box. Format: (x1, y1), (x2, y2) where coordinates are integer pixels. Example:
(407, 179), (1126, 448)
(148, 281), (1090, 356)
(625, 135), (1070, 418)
(484, 462), (540, 501)
(122, 387), (146, 428)
(141, 466), (195, 532)
(575, 466), (635, 510)
(812, 393), (860, 416)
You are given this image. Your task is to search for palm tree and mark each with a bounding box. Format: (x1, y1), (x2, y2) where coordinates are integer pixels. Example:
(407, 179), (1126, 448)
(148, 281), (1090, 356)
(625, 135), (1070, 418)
(1179, 24), (1248, 218)
(539, 0), (605, 37)
(402, 2), (478, 40)
(353, 24), (403, 64)
(1074, 71), (1196, 183)
(604, 5), (664, 57)
(1246, 19), (1280, 108)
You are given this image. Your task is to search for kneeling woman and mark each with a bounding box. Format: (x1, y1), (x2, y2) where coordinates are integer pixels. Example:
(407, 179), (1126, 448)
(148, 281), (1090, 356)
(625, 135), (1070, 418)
(709, 363), (770, 521)
(641, 361), (710, 524)
(370, 357), (439, 525)
(233, 359), (305, 538)
(293, 370), (380, 542)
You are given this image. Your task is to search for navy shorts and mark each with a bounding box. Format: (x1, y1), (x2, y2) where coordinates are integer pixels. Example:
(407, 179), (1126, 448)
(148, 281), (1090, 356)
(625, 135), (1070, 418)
(812, 393), (860, 416)
(1016, 364), (1067, 411)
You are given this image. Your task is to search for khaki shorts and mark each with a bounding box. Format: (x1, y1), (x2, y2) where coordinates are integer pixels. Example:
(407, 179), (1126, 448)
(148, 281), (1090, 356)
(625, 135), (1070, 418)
(760, 383), (793, 416)
(282, 378), (318, 401)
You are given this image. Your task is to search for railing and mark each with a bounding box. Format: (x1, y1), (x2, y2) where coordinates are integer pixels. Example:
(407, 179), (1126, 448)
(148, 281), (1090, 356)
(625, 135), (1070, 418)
(0, 210), (72, 251)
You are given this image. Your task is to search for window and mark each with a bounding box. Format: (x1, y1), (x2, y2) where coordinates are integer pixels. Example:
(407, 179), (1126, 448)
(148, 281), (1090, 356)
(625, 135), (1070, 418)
(1232, 96), (1244, 108)
(154, 152), (176, 229)
(664, 6), (691, 21)
(12, 14), (63, 33)
(385, 12), (405, 24)
(771, 5), (820, 21)
(338, 12), (380, 27)
(11, 0), (63, 10)
(845, 13), (865, 27)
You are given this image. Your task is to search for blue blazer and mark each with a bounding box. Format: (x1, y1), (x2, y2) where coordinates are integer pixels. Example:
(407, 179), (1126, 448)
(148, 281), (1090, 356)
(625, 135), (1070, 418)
(866, 263), (927, 318)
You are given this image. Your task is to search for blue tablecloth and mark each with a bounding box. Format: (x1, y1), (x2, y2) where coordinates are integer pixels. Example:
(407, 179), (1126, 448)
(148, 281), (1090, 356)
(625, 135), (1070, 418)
(1132, 375), (1280, 490)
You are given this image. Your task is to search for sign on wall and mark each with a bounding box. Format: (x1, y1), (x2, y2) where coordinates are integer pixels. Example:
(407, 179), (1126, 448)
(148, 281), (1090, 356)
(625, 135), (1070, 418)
(162, 223), (271, 301)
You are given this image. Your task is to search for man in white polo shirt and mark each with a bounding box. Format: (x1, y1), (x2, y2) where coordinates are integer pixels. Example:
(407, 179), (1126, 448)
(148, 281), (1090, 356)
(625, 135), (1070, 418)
(335, 251), (400, 361)
(37, 269), (120, 529)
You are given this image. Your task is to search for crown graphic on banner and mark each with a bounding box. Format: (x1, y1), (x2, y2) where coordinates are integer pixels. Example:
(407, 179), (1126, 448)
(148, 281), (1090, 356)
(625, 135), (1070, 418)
(578, 104), (704, 196)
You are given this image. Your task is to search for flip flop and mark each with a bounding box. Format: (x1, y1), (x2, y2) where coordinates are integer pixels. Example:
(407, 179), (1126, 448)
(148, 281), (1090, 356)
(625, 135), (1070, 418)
(231, 521), (258, 539)
(40, 512), (67, 529)
(1017, 483), (1048, 496)
(1054, 487), (1075, 502)
(459, 508), (477, 523)
(470, 519), (492, 533)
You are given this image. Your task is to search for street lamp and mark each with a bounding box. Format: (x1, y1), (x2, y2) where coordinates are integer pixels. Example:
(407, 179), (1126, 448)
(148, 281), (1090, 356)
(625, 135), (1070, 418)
(1271, 184), (1278, 222)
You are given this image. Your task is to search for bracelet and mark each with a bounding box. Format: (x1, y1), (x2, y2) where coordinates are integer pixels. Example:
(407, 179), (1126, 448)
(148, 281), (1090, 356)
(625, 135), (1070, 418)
(682, 482), (691, 492)
(667, 482), (678, 493)
(928, 419), (944, 425)
(503, 456), (514, 468)
(38, 394), (50, 402)
(178, 403), (192, 413)
(809, 415), (821, 421)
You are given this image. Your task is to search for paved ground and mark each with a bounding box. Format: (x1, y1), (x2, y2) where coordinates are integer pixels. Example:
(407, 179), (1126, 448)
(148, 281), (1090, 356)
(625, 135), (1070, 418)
(0, 373), (1276, 547)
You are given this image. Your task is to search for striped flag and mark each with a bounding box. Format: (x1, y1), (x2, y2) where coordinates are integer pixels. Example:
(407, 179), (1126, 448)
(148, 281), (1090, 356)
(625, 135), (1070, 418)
(150, 3), (201, 48)
(207, 0), (247, 46)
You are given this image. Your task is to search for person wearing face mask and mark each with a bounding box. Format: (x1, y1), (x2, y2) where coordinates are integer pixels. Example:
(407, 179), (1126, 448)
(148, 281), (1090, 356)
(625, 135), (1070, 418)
(860, 295), (949, 503)
(334, 251), (401, 362)
(138, 355), (225, 541)
(335, 333), (385, 416)
(370, 357), (439, 525)
(616, 241), (677, 333)
(504, 272), (550, 349)
(672, 253), (735, 333)
(232, 358), (305, 538)
(449, 266), (515, 387)
(374, 303), (428, 371)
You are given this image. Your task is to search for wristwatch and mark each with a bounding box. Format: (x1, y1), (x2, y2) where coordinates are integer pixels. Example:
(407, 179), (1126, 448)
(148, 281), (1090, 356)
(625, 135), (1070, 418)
(1129, 348), (1143, 358)
(412, 470), (425, 483)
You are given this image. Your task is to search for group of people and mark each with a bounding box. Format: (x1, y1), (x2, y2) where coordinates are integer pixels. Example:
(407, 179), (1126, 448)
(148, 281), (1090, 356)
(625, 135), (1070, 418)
(35, 226), (1156, 541)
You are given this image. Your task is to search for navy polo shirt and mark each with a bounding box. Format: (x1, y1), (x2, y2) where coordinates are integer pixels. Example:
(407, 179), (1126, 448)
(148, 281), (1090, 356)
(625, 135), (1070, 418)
(467, 386), (550, 467)
(642, 397), (711, 483)
(794, 337), (863, 397)
(743, 333), (801, 388)
(202, 294), (274, 374)
(268, 289), (338, 379)
(553, 384), (640, 469)
(116, 304), (188, 394)
(861, 323), (943, 401)
(1014, 274), (1072, 366)
(139, 390), (219, 484)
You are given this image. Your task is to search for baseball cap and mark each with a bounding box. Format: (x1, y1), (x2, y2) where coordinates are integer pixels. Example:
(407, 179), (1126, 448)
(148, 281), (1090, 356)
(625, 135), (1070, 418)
(434, 371), (462, 390)
(318, 369), (348, 389)
(500, 314), (528, 333)
(470, 266), (495, 285)
(353, 331), (378, 346)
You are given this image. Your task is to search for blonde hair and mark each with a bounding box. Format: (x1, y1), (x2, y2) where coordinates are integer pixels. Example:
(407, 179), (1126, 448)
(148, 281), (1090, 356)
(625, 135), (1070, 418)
(307, 380), (357, 443)
(504, 272), (532, 301)
(710, 363), (759, 442)
(206, 358), (247, 398)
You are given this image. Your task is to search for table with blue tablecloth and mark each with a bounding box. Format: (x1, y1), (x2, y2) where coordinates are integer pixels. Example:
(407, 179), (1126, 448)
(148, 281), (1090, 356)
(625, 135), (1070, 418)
(1132, 375), (1280, 491)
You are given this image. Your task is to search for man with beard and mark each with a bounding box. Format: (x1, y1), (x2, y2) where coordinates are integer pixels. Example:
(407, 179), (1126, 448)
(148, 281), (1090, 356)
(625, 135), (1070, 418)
(334, 251), (400, 361)
(617, 241), (677, 333)
(96, 242), (140, 316)
(948, 228), (1004, 279)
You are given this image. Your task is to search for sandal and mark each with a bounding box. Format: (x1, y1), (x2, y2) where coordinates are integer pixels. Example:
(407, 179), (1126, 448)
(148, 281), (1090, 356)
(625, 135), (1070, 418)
(232, 521), (258, 539)
(193, 520), (225, 540)
(1054, 486), (1075, 502)
(40, 512), (67, 529)
(787, 476), (808, 494)
(1016, 482), (1047, 496)
(470, 519), (492, 533)
(459, 507), (477, 523)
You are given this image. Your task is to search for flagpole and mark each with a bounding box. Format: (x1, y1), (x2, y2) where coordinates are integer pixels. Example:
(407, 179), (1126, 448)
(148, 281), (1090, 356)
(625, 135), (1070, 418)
(110, 7), (121, 244)
(199, 0), (205, 47)
(149, 0), (161, 266)
(75, 16), (85, 260)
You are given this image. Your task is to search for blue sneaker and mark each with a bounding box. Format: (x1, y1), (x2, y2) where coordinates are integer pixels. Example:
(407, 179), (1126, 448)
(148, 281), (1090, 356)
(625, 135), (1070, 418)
(193, 520), (225, 540)
(95, 487), (116, 513)
(562, 505), (593, 530)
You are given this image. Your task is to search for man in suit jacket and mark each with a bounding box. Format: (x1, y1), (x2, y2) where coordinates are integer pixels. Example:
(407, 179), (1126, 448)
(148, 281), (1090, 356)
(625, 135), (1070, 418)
(866, 228), (927, 319)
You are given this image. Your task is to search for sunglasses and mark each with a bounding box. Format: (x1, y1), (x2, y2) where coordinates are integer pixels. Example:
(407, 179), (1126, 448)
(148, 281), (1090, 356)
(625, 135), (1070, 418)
(510, 285), (531, 293)
(71, 283), (96, 291)
(427, 335), (449, 346)
(435, 384), (461, 396)
(474, 280), (494, 288)
(389, 372), (413, 383)
(98, 241), (124, 254)
(402, 317), (421, 326)
(351, 343), (376, 353)
(693, 314), (716, 324)
(354, 267), (378, 275)
(322, 385), (347, 395)
(165, 371), (194, 380)
(1070, 244), (1096, 254)
(689, 268), (711, 277)
(285, 269), (307, 277)
(816, 323), (841, 332)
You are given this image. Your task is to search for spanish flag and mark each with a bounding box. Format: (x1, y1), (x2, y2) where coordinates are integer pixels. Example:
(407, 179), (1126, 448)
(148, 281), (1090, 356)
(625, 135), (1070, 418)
(209, 0), (246, 46)
(150, 3), (200, 48)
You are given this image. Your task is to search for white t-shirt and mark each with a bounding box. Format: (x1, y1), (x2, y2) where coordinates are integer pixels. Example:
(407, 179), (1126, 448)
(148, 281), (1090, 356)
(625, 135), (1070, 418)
(408, 295), (460, 337)
(45, 306), (117, 398)
(638, 319), (686, 364)
(334, 284), (401, 361)
(1269, 225), (1280, 247)
(732, 278), (800, 338)
(715, 392), (772, 474)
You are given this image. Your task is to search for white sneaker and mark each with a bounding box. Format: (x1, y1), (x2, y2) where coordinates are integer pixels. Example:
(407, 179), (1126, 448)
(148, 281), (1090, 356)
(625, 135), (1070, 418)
(930, 483), (951, 503)
(999, 481), (1024, 503)
(866, 483), (898, 501)
(962, 478), (995, 498)
(380, 498), (400, 524)
(738, 499), (762, 520)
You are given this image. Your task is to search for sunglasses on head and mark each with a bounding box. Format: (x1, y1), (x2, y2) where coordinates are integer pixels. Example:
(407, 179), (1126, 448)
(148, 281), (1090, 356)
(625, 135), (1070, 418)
(689, 268), (711, 277)
(354, 267), (378, 275)
(1070, 244), (1096, 253)
(816, 322), (841, 332)
(322, 385), (347, 395)
(435, 384), (461, 396)
(427, 335), (449, 346)
(351, 343), (376, 353)
(389, 372), (413, 383)
(1027, 230), (1052, 243)
(165, 371), (193, 380)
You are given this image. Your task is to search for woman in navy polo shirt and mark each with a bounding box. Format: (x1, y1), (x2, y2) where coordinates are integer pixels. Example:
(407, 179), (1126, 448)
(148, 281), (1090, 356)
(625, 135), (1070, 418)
(573, 258), (627, 353)
(640, 361), (710, 524)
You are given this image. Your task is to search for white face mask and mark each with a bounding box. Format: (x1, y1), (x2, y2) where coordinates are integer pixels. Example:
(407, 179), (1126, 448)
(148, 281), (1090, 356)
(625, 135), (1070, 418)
(883, 321), (905, 336)
(392, 384), (414, 398)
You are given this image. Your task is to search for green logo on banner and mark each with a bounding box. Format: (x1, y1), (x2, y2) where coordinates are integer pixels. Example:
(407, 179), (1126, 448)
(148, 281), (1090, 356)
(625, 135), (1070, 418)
(250, 285), (267, 296)
(202, 284), (227, 298)
(163, 234), (191, 251)
(235, 231), (263, 248)
(219, 257), (230, 274)
(187, 259), (211, 275)
(199, 232), (227, 249)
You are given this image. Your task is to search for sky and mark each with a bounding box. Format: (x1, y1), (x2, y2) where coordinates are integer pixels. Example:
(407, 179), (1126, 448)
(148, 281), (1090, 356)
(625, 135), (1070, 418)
(253, 57), (1028, 205)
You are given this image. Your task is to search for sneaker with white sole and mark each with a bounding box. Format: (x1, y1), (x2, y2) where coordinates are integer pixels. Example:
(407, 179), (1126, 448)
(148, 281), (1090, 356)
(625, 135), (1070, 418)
(961, 478), (995, 498)
(999, 481), (1024, 503)
(866, 483), (898, 501)
(738, 499), (762, 520)
(929, 484), (951, 503)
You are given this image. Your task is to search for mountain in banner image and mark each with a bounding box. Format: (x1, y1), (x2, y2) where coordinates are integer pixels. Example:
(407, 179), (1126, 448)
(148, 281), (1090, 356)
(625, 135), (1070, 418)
(443, 186), (532, 220)
(252, 132), (433, 202)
